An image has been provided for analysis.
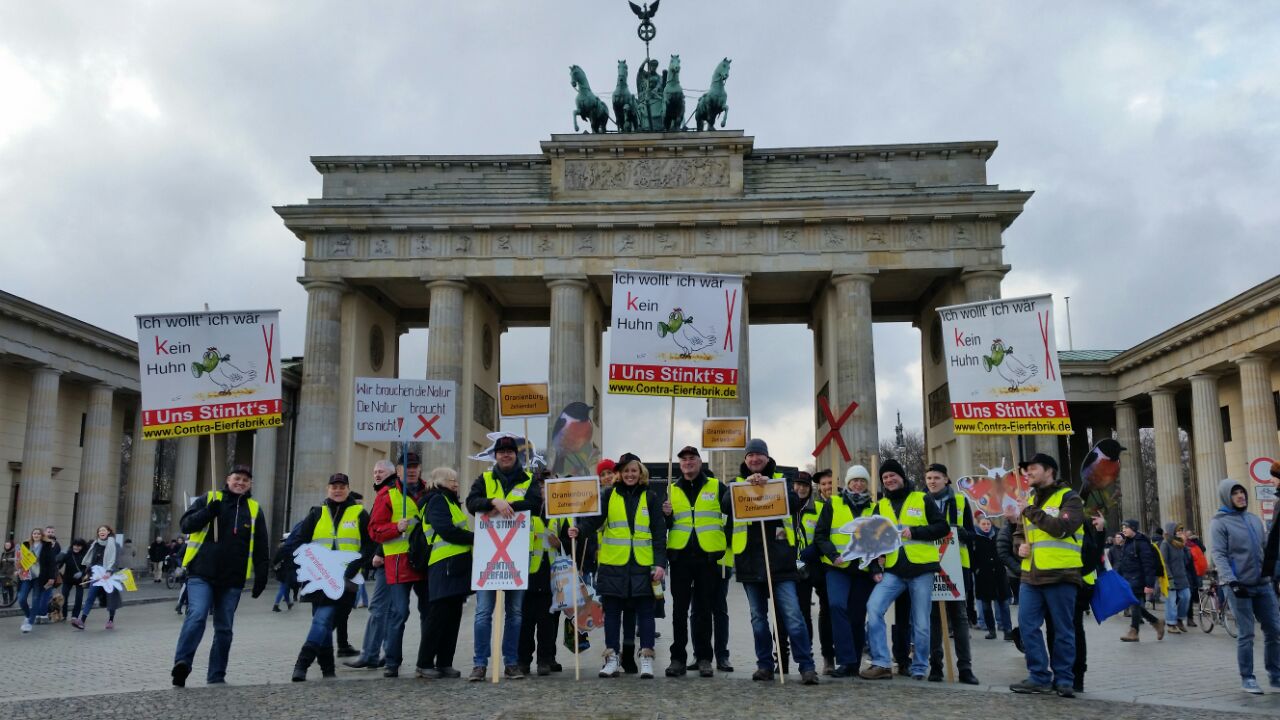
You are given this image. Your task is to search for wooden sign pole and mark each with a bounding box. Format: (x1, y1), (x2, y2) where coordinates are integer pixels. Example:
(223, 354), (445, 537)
(758, 521), (785, 685)
(939, 602), (955, 682)
(571, 533), (580, 681)
(491, 590), (504, 683)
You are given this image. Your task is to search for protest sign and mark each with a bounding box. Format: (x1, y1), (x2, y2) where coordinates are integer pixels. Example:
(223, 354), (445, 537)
(702, 417), (748, 449)
(956, 462), (1030, 519)
(136, 310), (281, 440)
(545, 477), (601, 518)
(608, 269), (743, 398)
(932, 530), (967, 602)
(472, 511), (531, 591)
(499, 383), (550, 418)
(18, 543), (37, 572)
(835, 515), (904, 569)
(353, 377), (455, 442)
(730, 480), (790, 521)
(936, 294), (1072, 435)
(293, 544), (363, 601)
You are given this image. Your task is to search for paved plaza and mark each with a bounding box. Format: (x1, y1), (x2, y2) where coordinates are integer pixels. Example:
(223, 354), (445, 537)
(2, 586), (1278, 718)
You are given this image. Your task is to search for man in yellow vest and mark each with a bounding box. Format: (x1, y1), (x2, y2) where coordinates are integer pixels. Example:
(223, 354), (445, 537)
(661, 445), (725, 677)
(171, 465), (270, 688)
(721, 438), (820, 685)
(860, 458), (948, 681)
(814, 465), (878, 677)
(923, 463), (979, 685)
(464, 434), (542, 680)
(278, 472), (374, 681)
(1009, 452), (1085, 698)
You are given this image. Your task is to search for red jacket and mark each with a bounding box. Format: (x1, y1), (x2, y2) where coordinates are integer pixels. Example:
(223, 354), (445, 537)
(368, 484), (424, 584)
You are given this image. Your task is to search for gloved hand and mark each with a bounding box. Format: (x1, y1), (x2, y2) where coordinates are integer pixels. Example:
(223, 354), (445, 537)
(204, 498), (222, 517)
(1230, 581), (1250, 598)
(251, 578), (267, 599)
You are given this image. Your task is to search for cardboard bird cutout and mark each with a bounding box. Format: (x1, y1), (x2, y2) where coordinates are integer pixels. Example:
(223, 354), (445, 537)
(835, 515), (904, 569)
(293, 544), (362, 600)
(1080, 438), (1126, 515)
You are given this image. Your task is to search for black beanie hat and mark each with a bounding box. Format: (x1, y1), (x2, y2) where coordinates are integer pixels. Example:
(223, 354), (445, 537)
(880, 458), (906, 480)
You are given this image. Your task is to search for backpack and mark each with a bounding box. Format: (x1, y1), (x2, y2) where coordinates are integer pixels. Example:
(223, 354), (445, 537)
(406, 519), (431, 572)
(1188, 543), (1208, 577)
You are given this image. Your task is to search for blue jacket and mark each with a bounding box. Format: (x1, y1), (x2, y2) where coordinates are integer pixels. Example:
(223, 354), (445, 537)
(1210, 480), (1278, 587)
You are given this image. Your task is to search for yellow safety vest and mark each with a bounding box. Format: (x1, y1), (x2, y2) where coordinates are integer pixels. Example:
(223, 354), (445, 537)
(313, 503), (363, 553)
(428, 495), (471, 566)
(1019, 487), (1084, 573)
(730, 473), (795, 556)
(939, 493), (971, 569)
(183, 491), (260, 580)
(821, 494), (873, 568)
(530, 515), (551, 574)
(798, 497), (825, 550)
(483, 470), (534, 568)
(875, 492), (939, 569)
(667, 475), (727, 552)
(382, 488), (420, 558)
(599, 488), (653, 567)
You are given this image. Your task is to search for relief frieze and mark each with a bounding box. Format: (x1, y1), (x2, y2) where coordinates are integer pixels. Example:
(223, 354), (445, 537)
(563, 156), (730, 191)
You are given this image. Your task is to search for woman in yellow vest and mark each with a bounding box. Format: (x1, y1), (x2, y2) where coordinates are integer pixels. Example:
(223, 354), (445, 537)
(569, 453), (667, 679)
(813, 465), (878, 677)
(415, 467), (473, 679)
(278, 473), (373, 682)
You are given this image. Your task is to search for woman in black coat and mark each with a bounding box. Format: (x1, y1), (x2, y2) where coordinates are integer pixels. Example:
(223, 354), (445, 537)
(570, 453), (667, 679)
(416, 467), (474, 679)
(971, 516), (1011, 639)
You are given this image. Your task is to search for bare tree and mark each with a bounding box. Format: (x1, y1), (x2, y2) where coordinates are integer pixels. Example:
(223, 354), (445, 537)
(879, 429), (928, 486)
(1136, 427), (1195, 533)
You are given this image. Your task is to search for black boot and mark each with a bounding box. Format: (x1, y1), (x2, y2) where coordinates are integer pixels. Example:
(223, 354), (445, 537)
(292, 644), (318, 682)
(316, 646), (337, 679)
(620, 643), (638, 674)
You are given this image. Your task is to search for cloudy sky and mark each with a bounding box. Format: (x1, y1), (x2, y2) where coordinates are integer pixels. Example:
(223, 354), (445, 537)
(2, 1), (1277, 469)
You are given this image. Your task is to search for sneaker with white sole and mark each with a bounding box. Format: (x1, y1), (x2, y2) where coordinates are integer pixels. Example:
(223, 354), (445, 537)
(1242, 677), (1263, 695)
(639, 653), (654, 679)
(599, 651), (620, 678)
(20, 621), (33, 633)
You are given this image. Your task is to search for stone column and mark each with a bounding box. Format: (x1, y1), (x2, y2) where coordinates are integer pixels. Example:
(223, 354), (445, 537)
(1237, 354), (1280, 484)
(1189, 373), (1228, 535)
(291, 279), (347, 525)
(168, 436), (199, 537)
(1114, 402), (1144, 523)
(547, 276), (588, 457)
(961, 268), (1007, 471)
(832, 274), (878, 469)
(251, 428), (277, 532)
(709, 280), (751, 483)
(14, 366), (62, 538)
(1150, 388), (1185, 528)
(424, 279), (467, 472)
(74, 383), (117, 540)
(122, 409), (157, 571)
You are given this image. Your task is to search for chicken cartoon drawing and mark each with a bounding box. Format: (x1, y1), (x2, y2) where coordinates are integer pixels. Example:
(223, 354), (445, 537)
(982, 339), (1038, 390)
(657, 308), (717, 358)
(191, 347), (257, 394)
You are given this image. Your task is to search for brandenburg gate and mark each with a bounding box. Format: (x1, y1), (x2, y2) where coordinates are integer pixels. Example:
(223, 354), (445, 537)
(276, 130), (1032, 515)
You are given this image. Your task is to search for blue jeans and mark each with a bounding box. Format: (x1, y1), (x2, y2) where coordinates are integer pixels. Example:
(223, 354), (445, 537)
(81, 584), (122, 620)
(742, 581), (814, 673)
(274, 581), (291, 605)
(1164, 587), (1191, 624)
(473, 589), (525, 667)
(173, 577), (243, 682)
(306, 604), (337, 649)
(356, 582), (369, 606)
(382, 582), (413, 670)
(18, 580), (52, 622)
(358, 568), (388, 662)
(1226, 583), (1280, 682)
(1018, 582), (1076, 688)
(826, 570), (875, 667)
(866, 572), (932, 676)
(978, 597), (1012, 631)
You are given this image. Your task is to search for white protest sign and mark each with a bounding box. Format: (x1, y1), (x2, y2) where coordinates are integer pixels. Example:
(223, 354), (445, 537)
(293, 544), (362, 600)
(932, 529), (967, 602)
(608, 269), (743, 398)
(136, 310), (282, 440)
(835, 515), (904, 569)
(937, 294), (1072, 435)
(353, 377), (455, 442)
(471, 511), (531, 591)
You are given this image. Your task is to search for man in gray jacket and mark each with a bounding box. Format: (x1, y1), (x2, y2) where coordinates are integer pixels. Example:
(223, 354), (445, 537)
(1210, 479), (1280, 694)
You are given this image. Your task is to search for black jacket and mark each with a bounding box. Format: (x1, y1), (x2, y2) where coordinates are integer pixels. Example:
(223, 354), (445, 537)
(21, 540), (58, 585)
(466, 462), (542, 516)
(813, 490), (878, 576)
(996, 521), (1022, 579)
(559, 515), (599, 575)
(180, 486), (270, 594)
(61, 547), (88, 585)
(279, 496), (374, 606)
(577, 481), (667, 598)
(664, 469), (724, 564)
(1116, 532), (1158, 590)
(875, 482), (949, 578)
(148, 541), (168, 563)
(425, 487), (474, 601)
(971, 530), (1010, 601)
(720, 458), (803, 584)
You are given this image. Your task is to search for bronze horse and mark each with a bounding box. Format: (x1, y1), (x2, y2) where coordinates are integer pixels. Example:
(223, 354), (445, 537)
(570, 64), (610, 134)
(612, 60), (639, 133)
(663, 54), (685, 132)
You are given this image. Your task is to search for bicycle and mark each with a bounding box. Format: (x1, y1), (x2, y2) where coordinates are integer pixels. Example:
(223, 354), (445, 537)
(164, 564), (187, 591)
(1198, 570), (1237, 638)
(0, 560), (16, 608)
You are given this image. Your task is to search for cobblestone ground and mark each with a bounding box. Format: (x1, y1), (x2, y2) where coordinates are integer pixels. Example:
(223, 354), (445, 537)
(2, 587), (1278, 718)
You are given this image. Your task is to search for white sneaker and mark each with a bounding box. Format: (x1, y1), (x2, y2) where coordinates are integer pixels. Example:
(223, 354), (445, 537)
(20, 622), (32, 633)
(639, 654), (654, 679)
(599, 652), (620, 678)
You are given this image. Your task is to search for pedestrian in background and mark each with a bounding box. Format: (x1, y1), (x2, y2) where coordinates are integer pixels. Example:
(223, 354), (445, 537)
(1117, 519), (1165, 641)
(70, 525), (124, 630)
(60, 538), (88, 620)
(17, 527), (57, 634)
(1210, 480), (1280, 694)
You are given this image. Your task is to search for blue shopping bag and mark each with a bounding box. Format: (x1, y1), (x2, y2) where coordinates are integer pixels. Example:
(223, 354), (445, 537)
(1090, 556), (1139, 624)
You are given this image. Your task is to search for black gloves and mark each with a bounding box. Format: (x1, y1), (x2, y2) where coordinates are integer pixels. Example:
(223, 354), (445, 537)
(1229, 581), (1250, 598)
(204, 499), (222, 517)
(251, 579), (267, 598)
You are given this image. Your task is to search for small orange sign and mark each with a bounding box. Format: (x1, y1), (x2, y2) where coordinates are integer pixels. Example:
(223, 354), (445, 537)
(730, 480), (790, 521)
(702, 417), (748, 449)
(545, 476), (601, 518)
(499, 383), (550, 418)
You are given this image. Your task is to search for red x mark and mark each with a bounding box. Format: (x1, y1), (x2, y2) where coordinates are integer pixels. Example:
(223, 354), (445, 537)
(723, 289), (737, 351)
(476, 516), (525, 589)
(1037, 311), (1056, 381)
(935, 534), (961, 599)
(261, 324), (276, 384)
(413, 414), (441, 440)
(812, 397), (858, 463)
